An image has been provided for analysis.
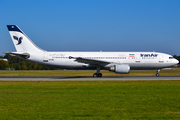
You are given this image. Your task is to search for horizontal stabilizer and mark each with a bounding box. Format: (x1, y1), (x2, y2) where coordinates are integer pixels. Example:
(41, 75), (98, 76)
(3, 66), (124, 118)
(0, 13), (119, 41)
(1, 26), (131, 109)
(5, 52), (30, 59)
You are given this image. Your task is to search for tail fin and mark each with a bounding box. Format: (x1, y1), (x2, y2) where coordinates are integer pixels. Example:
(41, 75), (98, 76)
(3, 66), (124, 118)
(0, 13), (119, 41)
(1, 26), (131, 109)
(7, 25), (46, 52)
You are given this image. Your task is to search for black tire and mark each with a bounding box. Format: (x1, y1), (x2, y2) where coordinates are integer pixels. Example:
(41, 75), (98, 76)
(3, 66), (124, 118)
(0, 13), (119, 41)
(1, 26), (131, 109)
(97, 73), (102, 77)
(156, 73), (159, 77)
(93, 73), (98, 77)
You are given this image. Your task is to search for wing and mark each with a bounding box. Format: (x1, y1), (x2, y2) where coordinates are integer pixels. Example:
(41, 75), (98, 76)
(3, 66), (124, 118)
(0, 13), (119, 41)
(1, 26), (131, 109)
(13, 36), (18, 40)
(74, 57), (111, 66)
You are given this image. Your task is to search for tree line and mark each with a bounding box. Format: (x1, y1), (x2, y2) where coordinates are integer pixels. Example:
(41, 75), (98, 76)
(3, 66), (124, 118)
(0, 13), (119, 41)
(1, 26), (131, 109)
(0, 54), (57, 70)
(0, 54), (179, 70)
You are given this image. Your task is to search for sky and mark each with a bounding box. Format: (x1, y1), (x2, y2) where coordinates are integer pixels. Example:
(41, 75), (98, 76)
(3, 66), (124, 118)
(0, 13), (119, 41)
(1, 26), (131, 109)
(0, 0), (180, 56)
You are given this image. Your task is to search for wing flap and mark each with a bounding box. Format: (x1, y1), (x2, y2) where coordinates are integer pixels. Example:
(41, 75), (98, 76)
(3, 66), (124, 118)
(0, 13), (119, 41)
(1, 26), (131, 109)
(74, 57), (111, 66)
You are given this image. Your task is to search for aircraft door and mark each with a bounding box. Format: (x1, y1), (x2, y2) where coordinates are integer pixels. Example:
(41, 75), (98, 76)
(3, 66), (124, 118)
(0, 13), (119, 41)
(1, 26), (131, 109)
(43, 53), (48, 62)
(135, 54), (140, 62)
(159, 54), (164, 63)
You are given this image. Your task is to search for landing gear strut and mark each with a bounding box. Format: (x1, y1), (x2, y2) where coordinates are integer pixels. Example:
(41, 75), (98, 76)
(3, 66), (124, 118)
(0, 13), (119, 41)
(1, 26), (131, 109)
(156, 69), (160, 77)
(93, 66), (102, 77)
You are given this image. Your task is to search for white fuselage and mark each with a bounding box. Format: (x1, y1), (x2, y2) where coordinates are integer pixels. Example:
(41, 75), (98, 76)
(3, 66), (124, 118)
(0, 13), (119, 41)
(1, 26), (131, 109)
(27, 51), (178, 70)
(6, 25), (179, 76)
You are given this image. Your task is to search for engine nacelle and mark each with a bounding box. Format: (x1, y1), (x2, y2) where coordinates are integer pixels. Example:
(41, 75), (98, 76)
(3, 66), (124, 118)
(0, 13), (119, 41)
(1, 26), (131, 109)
(109, 64), (130, 74)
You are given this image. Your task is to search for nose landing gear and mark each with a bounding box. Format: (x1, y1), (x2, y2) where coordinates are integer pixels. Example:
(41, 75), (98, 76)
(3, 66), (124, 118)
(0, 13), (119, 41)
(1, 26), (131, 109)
(156, 69), (160, 77)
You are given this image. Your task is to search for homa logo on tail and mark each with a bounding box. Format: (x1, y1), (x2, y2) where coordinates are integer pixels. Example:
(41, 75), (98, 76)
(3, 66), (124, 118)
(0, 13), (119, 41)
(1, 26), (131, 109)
(13, 36), (23, 45)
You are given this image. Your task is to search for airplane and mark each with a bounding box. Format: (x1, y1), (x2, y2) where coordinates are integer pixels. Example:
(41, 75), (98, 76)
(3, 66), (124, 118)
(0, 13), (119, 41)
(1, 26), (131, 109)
(6, 25), (179, 77)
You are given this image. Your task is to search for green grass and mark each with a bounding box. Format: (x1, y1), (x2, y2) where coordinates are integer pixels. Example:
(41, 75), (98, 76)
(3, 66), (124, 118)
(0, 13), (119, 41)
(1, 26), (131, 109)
(0, 81), (180, 119)
(0, 68), (180, 76)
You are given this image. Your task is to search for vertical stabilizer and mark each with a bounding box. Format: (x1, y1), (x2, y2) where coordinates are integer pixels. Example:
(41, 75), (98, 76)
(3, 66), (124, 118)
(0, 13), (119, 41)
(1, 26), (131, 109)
(7, 25), (46, 52)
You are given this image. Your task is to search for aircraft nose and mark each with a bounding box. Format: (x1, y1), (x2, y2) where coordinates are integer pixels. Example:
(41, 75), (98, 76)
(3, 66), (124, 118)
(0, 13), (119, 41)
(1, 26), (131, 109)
(175, 59), (179, 64)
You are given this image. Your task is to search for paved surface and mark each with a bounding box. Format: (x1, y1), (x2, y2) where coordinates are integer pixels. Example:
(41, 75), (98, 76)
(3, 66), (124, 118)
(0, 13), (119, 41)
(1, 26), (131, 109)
(0, 76), (180, 81)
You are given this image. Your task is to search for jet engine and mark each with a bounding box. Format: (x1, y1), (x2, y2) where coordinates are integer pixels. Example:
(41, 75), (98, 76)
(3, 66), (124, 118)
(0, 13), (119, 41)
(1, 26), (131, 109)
(109, 64), (130, 74)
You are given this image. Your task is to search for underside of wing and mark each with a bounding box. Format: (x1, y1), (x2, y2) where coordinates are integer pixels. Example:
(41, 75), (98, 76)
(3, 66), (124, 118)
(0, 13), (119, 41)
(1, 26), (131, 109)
(74, 57), (111, 66)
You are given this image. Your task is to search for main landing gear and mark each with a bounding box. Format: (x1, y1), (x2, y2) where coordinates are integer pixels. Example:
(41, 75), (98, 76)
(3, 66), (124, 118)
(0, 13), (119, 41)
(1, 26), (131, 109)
(156, 69), (160, 77)
(93, 73), (102, 77)
(93, 66), (102, 77)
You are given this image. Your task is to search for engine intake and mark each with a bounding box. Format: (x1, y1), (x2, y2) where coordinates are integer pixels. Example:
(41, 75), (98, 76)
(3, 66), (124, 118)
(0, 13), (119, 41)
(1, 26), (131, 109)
(109, 64), (130, 74)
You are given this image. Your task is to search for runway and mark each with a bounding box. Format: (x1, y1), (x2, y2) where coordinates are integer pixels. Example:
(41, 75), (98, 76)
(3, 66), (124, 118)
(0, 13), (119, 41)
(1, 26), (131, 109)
(0, 76), (180, 81)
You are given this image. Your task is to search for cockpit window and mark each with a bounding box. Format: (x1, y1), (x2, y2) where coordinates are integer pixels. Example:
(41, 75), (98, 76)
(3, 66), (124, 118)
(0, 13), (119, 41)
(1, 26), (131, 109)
(169, 57), (174, 59)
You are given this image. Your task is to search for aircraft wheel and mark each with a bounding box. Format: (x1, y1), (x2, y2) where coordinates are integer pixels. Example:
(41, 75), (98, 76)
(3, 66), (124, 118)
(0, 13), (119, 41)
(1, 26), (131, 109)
(97, 73), (102, 77)
(93, 73), (98, 77)
(156, 73), (159, 77)
(156, 69), (160, 77)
